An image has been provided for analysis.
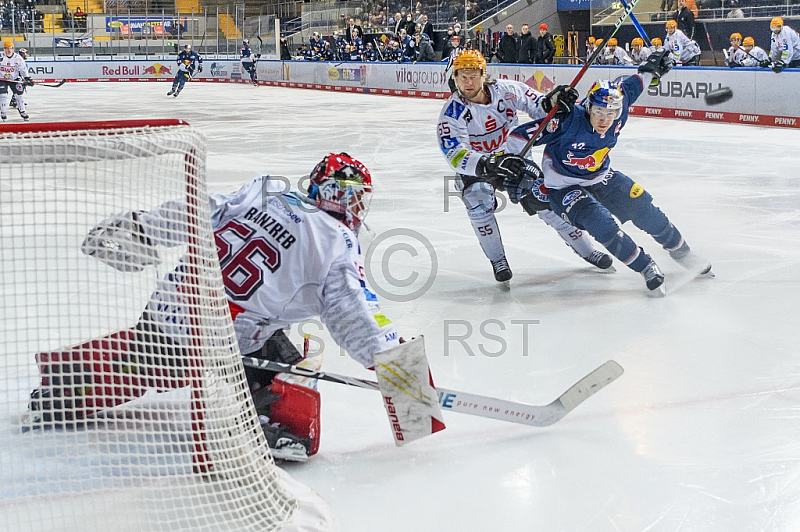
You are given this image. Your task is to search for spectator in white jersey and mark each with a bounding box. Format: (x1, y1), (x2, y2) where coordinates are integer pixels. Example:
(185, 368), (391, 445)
(436, 50), (614, 285)
(28, 153), (433, 463)
(767, 17), (800, 72)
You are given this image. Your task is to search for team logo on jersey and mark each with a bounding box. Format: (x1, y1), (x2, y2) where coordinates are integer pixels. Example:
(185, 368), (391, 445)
(531, 179), (549, 203)
(445, 100), (466, 119)
(562, 147), (609, 171)
(547, 118), (559, 133)
(440, 136), (458, 151)
(485, 116), (497, 131)
(629, 183), (644, 198)
(561, 190), (583, 206)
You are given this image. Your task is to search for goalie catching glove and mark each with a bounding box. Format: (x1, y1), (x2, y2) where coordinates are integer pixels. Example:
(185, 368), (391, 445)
(81, 211), (161, 272)
(638, 48), (673, 83)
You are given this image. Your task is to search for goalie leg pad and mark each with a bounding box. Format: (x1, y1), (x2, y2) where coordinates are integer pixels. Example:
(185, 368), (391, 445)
(267, 379), (321, 456)
(373, 336), (446, 446)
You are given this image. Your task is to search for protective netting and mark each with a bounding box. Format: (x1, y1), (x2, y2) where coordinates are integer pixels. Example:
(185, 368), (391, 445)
(0, 121), (299, 531)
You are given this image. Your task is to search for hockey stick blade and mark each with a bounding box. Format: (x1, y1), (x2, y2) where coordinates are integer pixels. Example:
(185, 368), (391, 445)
(32, 79), (66, 88)
(241, 357), (623, 428)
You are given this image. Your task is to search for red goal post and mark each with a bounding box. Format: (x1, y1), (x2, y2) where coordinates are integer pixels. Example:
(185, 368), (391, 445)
(0, 119), (333, 531)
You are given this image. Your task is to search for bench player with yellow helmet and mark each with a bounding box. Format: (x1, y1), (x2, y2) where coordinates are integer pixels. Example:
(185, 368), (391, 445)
(768, 17), (800, 72)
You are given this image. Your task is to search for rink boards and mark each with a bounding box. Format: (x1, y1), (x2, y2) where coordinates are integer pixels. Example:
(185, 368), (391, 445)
(25, 59), (800, 128)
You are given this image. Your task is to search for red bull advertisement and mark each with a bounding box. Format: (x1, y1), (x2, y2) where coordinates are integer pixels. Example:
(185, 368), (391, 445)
(142, 63), (172, 77)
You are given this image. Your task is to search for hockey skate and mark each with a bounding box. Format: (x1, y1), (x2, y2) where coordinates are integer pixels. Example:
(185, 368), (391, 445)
(18, 110), (29, 122)
(669, 242), (713, 277)
(1, 112), (6, 121)
(583, 250), (616, 272)
(641, 259), (666, 296)
(491, 257), (512, 288)
(10, 97), (16, 109)
(167, 88), (175, 96)
(259, 416), (311, 462)
(173, 90), (181, 98)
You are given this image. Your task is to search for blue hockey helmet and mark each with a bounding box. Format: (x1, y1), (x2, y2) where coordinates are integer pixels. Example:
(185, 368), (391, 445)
(586, 80), (624, 119)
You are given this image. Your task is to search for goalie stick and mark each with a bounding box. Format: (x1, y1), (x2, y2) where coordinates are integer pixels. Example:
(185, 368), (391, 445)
(518, 0), (644, 156)
(241, 356), (624, 427)
(32, 79), (66, 88)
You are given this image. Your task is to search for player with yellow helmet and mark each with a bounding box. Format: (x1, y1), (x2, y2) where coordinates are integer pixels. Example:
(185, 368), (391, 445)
(0, 39), (33, 121)
(767, 16), (800, 72)
(437, 50), (614, 285)
(630, 37), (651, 65)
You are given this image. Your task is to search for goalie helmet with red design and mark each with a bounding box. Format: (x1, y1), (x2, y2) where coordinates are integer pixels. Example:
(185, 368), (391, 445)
(308, 153), (373, 234)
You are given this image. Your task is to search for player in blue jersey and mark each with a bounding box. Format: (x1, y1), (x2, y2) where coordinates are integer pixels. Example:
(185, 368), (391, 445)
(240, 39), (259, 85)
(506, 48), (712, 294)
(167, 44), (203, 97)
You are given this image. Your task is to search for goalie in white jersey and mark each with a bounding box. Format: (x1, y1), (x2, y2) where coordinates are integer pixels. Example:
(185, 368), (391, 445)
(31, 153), (446, 461)
(437, 49), (613, 285)
(0, 40), (33, 121)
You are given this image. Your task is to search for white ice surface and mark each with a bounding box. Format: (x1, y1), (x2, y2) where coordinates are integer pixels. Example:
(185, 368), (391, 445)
(6, 82), (800, 531)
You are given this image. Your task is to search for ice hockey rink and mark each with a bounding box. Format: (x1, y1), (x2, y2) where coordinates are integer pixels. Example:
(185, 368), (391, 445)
(6, 80), (800, 531)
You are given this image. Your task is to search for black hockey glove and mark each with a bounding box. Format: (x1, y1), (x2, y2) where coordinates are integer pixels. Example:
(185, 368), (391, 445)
(772, 60), (785, 73)
(24, 77), (34, 87)
(727, 61), (740, 68)
(759, 59), (772, 68)
(638, 48), (673, 80)
(198, 64), (203, 73)
(477, 153), (526, 185)
(541, 85), (579, 115)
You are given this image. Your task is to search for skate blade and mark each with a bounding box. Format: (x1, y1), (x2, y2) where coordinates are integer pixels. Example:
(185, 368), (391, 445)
(597, 265), (617, 273)
(498, 280), (510, 290)
(647, 283), (667, 297)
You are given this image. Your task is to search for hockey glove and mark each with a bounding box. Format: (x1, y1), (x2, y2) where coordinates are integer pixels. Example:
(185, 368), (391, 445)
(503, 176), (536, 204)
(81, 211), (160, 272)
(24, 77), (34, 87)
(772, 60), (785, 73)
(638, 48), (674, 80)
(759, 59), (772, 68)
(198, 65), (203, 73)
(541, 85), (579, 115)
(477, 153), (526, 185)
(727, 61), (740, 68)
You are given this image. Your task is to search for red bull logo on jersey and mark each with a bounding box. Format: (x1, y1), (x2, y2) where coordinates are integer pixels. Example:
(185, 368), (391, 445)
(142, 63), (172, 77)
(562, 147), (609, 171)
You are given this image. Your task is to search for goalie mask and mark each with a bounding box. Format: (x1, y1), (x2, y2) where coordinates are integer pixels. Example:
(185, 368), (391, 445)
(308, 153), (373, 234)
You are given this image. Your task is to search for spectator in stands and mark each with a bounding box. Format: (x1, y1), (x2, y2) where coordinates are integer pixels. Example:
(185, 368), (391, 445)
(685, 0), (698, 17)
(517, 23), (537, 64)
(660, 0), (675, 13)
(498, 24), (517, 63)
(346, 17), (363, 43)
(673, 0), (695, 40)
(538, 24), (555, 64)
(419, 14), (433, 40)
(392, 13), (404, 36)
(404, 13), (416, 36)
(727, 7), (744, 19)
(74, 6), (85, 32)
(416, 32), (435, 62)
(453, 23), (464, 43)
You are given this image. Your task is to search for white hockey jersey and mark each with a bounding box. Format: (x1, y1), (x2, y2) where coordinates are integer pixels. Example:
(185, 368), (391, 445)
(741, 45), (769, 67)
(603, 46), (633, 65)
(665, 29), (701, 64)
(437, 79), (547, 176)
(726, 46), (748, 66)
(0, 52), (28, 81)
(140, 176), (399, 367)
(770, 25), (800, 63)
(630, 46), (651, 65)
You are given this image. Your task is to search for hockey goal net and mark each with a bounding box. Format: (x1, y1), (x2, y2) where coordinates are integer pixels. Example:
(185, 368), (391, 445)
(0, 120), (330, 531)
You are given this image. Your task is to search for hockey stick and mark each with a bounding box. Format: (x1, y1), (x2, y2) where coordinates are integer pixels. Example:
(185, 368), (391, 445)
(32, 79), (66, 88)
(619, 0), (651, 47)
(241, 356), (624, 427)
(519, 0), (643, 155)
(703, 23), (719, 66)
